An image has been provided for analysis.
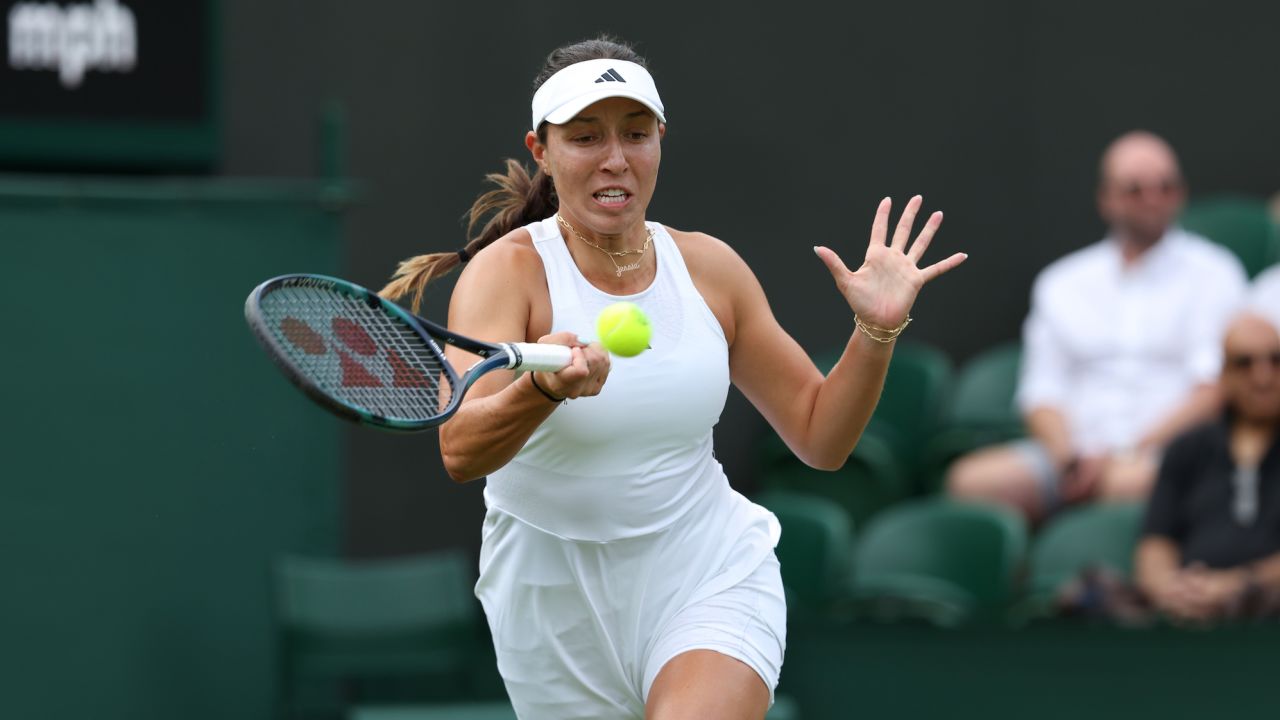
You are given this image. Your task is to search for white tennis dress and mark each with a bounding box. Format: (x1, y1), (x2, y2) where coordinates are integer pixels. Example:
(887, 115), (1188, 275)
(477, 216), (786, 719)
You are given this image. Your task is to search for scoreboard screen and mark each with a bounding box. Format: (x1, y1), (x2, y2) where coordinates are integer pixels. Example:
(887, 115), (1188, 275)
(0, 0), (217, 171)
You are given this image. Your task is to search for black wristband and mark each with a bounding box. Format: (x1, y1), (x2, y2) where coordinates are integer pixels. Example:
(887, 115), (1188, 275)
(528, 372), (565, 403)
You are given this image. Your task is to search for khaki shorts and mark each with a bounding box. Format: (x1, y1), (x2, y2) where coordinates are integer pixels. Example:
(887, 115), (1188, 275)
(1009, 438), (1062, 507)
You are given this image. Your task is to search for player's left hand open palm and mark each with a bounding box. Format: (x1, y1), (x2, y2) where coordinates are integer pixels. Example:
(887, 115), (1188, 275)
(814, 195), (966, 328)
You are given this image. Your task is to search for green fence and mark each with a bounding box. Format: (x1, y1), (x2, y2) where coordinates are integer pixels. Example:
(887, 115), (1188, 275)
(0, 177), (347, 720)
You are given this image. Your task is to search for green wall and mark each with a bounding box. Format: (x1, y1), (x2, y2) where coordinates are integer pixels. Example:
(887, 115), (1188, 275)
(0, 177), (346, 720)
(782, 620), (1280, 719)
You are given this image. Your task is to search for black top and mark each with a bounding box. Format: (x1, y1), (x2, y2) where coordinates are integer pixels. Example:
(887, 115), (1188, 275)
(1142, 416), (1280, 569)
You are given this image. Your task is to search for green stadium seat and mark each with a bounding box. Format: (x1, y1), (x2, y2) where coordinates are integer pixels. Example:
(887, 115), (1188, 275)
(1180, 194), (1280, 278)
(850, 498), (1027, 626)
(758, 431), (909, 531)
(767, 694), (802, 719)
(919, 342), (1025, 492)
(275, 550), (485, 718)
(1014, 502), (1145, 621)
(756, 490), (855, 614)
(814, 341), (954, 486)
(871, 342), (954, 442)
(942, 343), (1023, 428)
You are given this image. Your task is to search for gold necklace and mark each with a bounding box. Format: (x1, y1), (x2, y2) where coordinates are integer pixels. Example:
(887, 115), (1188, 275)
(556, 214), (654, 277)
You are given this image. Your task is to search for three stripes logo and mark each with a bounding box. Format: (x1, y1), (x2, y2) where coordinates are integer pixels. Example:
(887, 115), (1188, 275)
(594, 68), (626, 83)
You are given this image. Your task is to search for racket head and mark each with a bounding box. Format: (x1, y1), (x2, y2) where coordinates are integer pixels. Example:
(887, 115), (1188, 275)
(245, 274), (507, 431)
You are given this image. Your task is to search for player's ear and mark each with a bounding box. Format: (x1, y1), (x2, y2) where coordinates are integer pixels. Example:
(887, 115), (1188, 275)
(526, 131), (545, 164)
(658, 122), (666, 140)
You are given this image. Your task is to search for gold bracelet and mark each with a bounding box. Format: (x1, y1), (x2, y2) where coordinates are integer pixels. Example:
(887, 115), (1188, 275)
(855, 315), (911, 343)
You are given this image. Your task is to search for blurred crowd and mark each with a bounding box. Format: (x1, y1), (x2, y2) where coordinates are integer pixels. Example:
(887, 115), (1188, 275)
(759, 130), (1280, 628)
(946, 130), (1280, 625)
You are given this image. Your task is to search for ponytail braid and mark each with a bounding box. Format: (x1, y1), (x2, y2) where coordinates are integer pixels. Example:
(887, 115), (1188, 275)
(378, 160), (556, 313)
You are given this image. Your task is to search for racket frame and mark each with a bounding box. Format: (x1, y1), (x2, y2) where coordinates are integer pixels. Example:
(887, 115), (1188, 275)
(245, 274), (566, 432)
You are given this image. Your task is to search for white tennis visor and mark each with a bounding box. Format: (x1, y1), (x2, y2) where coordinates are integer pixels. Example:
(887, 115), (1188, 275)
(531, 59), (665, 131)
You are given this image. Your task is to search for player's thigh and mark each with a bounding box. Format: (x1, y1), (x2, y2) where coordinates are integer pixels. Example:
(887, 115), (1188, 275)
(642, 553), (784, 720)
(645, 649), (770, 720)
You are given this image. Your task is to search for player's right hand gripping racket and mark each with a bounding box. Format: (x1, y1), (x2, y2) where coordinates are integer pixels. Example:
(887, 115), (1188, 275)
(245, 274), (572, 431)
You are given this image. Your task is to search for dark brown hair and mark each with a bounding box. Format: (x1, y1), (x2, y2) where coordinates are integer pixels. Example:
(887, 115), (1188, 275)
(380, 35), (650, 312)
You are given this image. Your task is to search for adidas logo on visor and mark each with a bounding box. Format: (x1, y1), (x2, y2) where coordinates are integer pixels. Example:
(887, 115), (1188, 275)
(530, 59), (664, 130)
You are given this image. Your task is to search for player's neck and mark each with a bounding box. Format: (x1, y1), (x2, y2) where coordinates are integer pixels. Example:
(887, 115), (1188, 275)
(556, 212), (656, 289)
(556, 211), (649, 252)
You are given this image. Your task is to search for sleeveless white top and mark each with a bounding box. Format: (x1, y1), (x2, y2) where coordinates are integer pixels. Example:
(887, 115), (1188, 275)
(483, 215), (733, 541)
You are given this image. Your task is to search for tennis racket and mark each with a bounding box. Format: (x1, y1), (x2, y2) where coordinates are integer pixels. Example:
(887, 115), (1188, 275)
(245, 274), (572, 431)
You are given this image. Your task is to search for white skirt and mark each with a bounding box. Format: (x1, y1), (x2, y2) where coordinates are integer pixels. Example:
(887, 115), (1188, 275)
(474, 477), (786, 720)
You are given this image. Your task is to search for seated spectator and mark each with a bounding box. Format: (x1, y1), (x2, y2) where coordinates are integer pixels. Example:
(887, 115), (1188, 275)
(1135, 311), (1280, 623)
(948, 131), (1247, 523)
(1251, 263), (1280, 329)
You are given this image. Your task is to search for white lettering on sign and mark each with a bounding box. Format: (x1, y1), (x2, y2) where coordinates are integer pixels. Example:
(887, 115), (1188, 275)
(8, 0), (137, 89)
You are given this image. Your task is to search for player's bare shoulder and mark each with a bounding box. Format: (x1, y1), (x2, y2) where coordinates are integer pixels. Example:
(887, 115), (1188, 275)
(662, 225), (752, 286)
(450, 226), (553, 342)
(464, 227), (541, 274)
(455, 227), (545, 294)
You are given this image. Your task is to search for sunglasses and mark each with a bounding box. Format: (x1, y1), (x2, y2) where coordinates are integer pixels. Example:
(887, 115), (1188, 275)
(1226, 352), (1280, 372)
(1112, 178), (1183, 199)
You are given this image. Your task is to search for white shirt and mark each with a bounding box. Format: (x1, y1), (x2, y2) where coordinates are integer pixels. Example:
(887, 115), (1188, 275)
(1249, 264), (1280, 331)
(1017, 228), (1247, 454)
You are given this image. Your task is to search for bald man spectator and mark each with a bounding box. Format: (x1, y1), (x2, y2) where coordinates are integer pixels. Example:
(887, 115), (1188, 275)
(1135, 312), (1280, 623)
(948, 131), (1247, 523)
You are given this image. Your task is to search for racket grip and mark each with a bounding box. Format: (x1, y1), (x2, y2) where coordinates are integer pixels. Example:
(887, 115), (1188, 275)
(504, 342), (574, 372)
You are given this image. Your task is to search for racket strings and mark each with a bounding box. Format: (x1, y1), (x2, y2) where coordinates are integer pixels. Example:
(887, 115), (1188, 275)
(262, 286), (452, 422)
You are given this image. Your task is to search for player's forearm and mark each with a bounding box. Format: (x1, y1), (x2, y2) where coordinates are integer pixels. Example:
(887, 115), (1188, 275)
(439, 374), (558, 482)
(1025, 407), (1075, 467)
(797, 329), (895, 470)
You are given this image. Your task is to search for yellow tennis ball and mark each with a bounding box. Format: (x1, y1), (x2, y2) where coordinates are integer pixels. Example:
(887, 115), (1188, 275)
(596, 301), (651, 357)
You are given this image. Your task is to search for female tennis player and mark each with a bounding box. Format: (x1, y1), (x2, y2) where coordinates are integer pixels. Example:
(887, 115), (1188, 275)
(381, 36), (965, 720)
